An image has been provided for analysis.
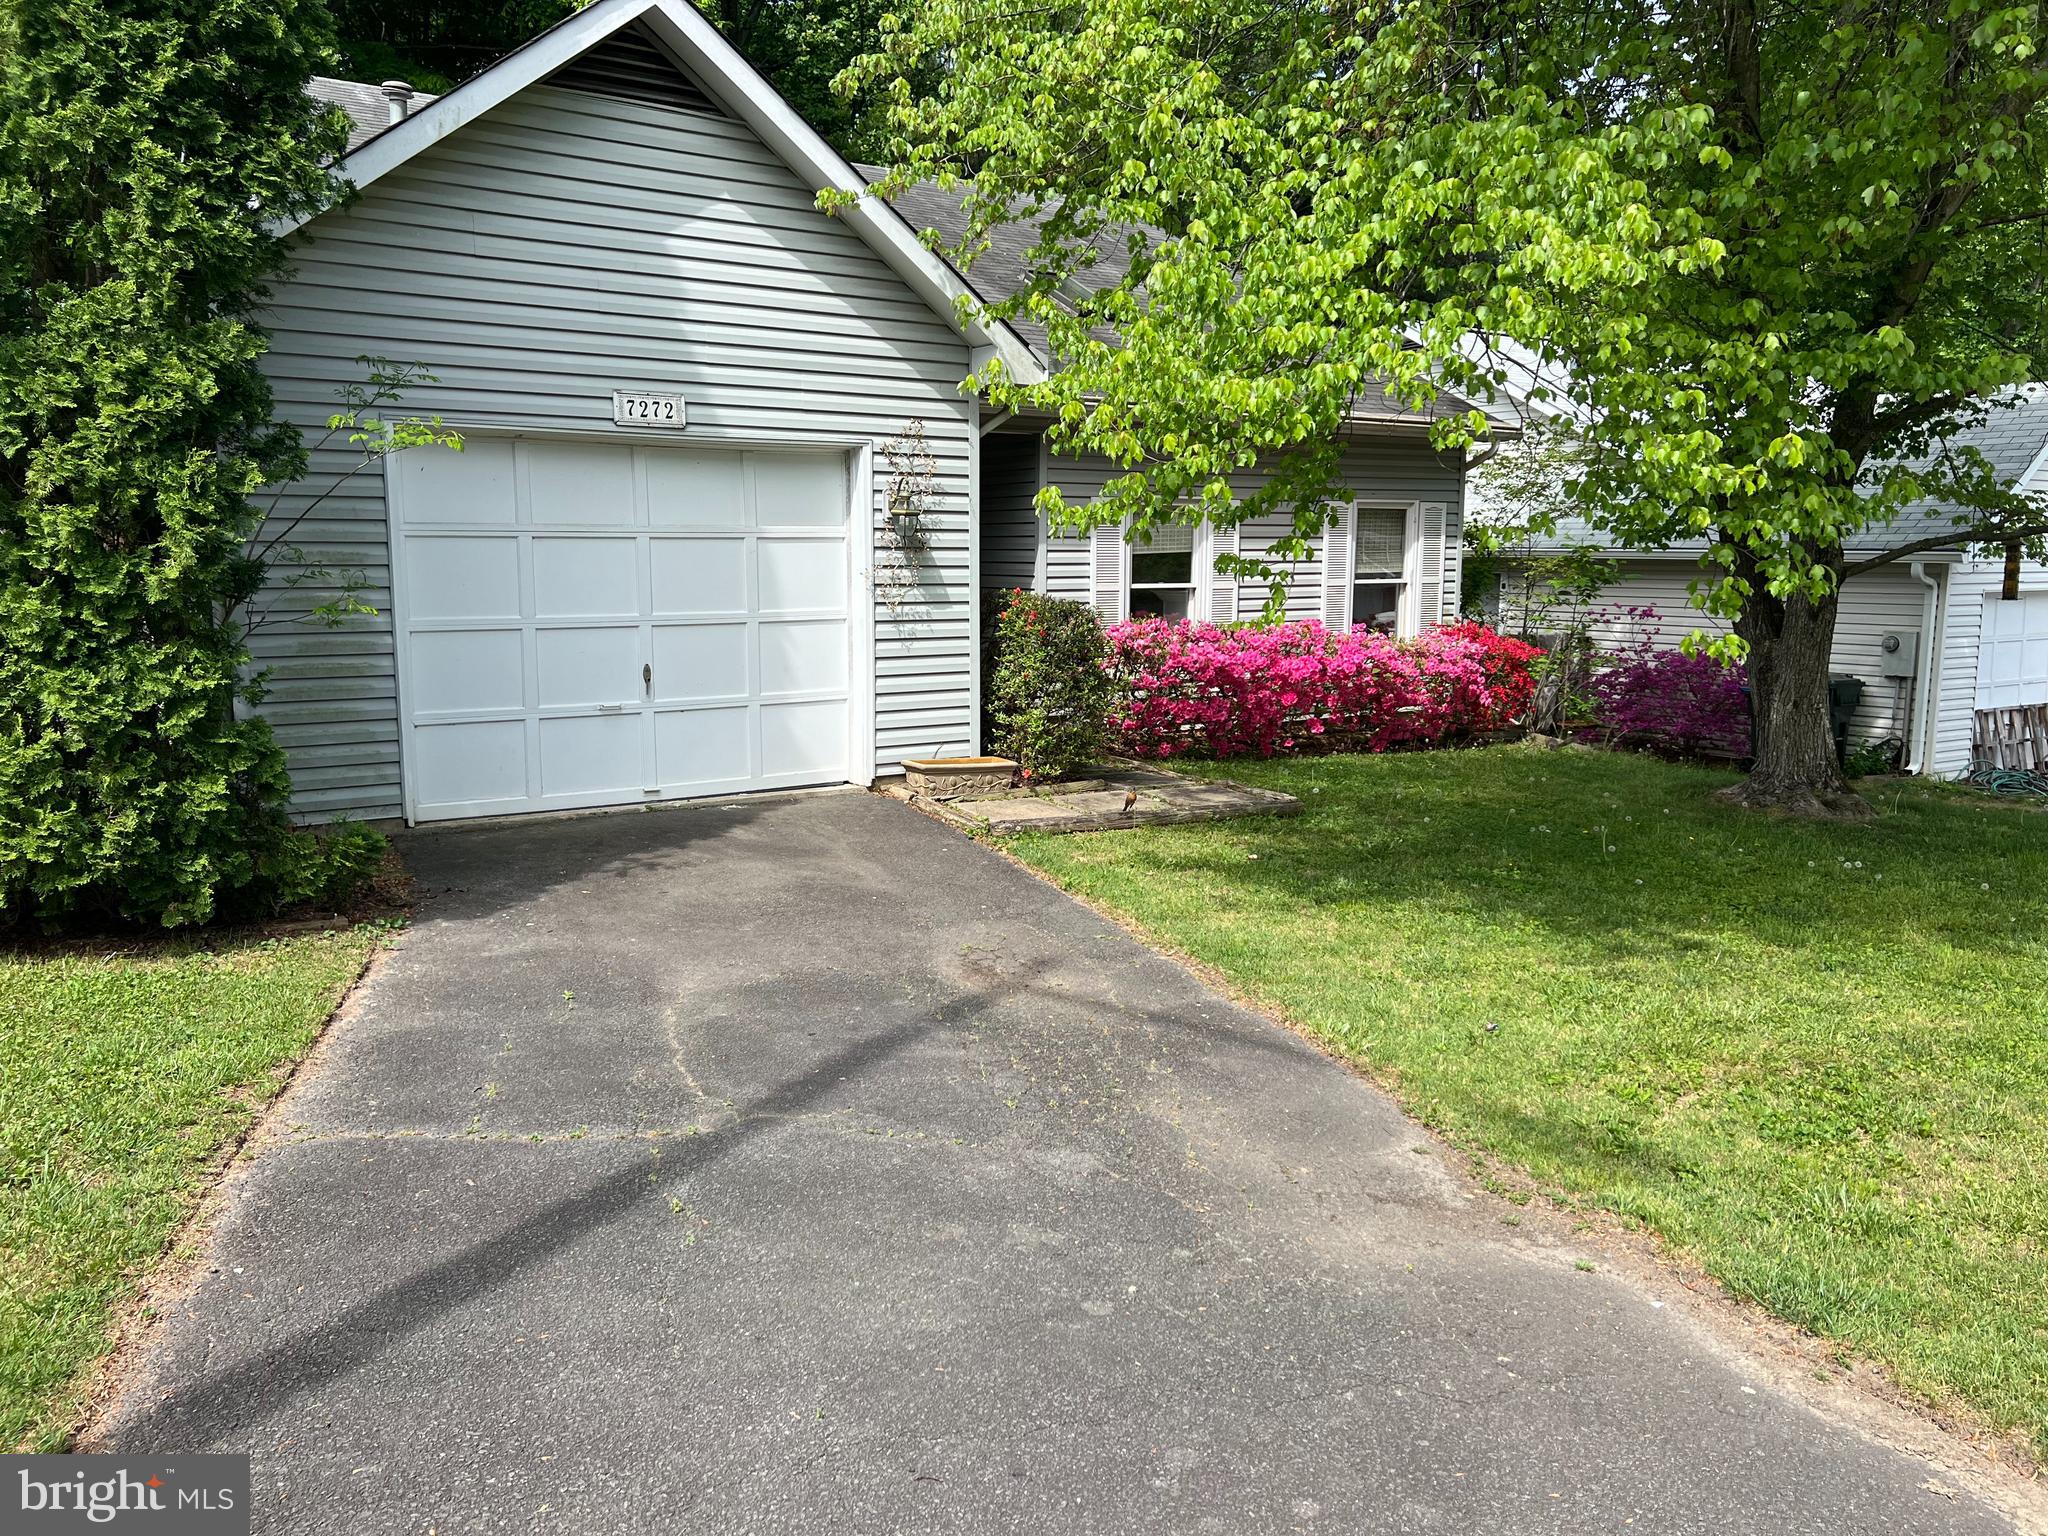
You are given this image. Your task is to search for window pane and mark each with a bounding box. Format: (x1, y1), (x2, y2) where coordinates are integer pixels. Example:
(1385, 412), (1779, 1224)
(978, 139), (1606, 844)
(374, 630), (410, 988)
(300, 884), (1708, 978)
(1132, 550), (1193, 584)
(1354, 581), (1403, 632)
(1131, 586), (1194, 620)
(1354, 508), (1406, 579)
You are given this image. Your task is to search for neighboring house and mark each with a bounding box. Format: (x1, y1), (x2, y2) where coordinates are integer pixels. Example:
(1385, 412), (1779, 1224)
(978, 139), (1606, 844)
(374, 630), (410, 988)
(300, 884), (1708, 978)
(1495, 389), (2048, 778)
(274, 0), (1487, 827)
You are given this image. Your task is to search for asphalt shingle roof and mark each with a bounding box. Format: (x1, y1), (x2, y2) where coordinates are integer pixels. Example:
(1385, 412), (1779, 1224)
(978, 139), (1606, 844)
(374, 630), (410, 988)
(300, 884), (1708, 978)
(308, 76), (439, 151)
(856, 164), (1485, 428)
(1511, 385), (2048, 557)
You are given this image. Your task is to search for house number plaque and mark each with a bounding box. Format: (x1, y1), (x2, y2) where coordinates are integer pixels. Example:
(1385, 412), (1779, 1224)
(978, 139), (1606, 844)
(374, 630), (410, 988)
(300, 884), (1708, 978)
(612, 390), (686, 428)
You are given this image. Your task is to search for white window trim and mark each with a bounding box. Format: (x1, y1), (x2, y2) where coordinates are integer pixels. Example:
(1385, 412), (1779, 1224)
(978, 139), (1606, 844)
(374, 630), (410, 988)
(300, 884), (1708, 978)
(1347, 500), (1421, 638)
(1126, 518), (1211, 621)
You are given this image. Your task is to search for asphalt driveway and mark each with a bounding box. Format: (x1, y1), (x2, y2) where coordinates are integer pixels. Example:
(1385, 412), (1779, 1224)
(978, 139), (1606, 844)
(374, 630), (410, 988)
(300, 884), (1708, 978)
(97, 791), (2016, 1533)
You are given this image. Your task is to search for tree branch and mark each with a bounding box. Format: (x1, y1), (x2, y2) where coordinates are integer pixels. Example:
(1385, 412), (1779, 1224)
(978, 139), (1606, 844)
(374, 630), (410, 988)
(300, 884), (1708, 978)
(1865, 390), (1971, 440)
(1842, 521), (2048, 577)
(1957, 204), (2048, 236)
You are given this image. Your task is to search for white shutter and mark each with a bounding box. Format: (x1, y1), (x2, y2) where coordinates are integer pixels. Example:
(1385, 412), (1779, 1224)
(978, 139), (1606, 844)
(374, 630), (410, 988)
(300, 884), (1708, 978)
(1091, 520), (1129, 623)
(1320, 500), (1355, 632)
(1208, 520), (1239, 622)
(1417, 501), (1449, 631)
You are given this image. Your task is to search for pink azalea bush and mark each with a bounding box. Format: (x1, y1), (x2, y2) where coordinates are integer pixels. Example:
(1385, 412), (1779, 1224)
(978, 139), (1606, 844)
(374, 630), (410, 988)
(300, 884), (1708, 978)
(1104, 618), (1541, 759)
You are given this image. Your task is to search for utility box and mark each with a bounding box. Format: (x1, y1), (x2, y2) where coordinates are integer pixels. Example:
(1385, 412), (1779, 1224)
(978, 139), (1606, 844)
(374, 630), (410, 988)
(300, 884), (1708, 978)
(1879, 629), (1919, 678)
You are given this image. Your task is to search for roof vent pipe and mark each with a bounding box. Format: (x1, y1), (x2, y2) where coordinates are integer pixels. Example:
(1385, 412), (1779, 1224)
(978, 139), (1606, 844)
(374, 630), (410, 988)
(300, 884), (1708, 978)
(380, 81), (416, 124)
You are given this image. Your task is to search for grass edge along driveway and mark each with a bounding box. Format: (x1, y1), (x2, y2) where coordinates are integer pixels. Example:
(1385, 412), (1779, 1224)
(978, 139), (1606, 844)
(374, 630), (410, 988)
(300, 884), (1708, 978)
(1004, 748), (2048, 1462)
(1, 927), (384, 1450)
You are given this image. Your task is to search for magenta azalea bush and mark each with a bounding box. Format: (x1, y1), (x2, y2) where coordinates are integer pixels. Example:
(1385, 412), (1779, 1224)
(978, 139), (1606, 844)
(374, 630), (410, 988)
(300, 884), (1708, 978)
(1104, 619), (1539, 759)
(1588, 631), (1752, 757)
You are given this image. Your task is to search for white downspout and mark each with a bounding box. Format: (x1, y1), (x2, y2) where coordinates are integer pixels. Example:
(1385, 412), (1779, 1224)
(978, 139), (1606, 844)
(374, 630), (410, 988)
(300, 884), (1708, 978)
(1906, 560), (1941, 774)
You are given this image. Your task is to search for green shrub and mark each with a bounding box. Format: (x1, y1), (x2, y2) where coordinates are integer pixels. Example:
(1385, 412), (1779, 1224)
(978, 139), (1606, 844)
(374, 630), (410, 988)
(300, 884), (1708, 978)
(984, 589), (1113, 781)
(0, 0), (349, 928)
(1844, 737), (1903, 778)
(263, 821), (390, 914)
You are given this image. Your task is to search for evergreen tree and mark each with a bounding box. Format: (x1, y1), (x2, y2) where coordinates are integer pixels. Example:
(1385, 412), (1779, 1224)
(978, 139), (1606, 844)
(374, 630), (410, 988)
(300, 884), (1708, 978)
(0, 0), (350, 925)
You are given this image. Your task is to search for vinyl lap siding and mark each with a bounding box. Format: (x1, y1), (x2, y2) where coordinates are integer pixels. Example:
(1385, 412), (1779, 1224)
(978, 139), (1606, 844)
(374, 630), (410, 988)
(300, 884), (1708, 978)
(1499, 558), (1929, 749)
(254, 84), (979, 819)
(980, 433), (1042, 590)
(1833, 566), (1938, 748)
(1333, 439), (1464, 628)
(1034, 438), (1464, 626)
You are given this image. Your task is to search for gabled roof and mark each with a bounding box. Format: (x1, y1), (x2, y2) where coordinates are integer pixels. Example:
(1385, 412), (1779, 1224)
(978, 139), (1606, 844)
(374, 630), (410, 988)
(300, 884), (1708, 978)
(292, 0), (1045, 383)
(1507, 385), (2048, 559)
(863, 165), (1493, 433)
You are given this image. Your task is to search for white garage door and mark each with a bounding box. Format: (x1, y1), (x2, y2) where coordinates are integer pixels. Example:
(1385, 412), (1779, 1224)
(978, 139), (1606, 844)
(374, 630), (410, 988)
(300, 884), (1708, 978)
(1977, 591), (2048, 710)
(389, 438), (856, 822)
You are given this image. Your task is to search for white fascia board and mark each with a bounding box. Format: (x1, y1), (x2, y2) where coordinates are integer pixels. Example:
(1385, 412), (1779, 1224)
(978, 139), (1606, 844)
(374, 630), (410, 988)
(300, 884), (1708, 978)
(2013, 430), (2048, 498)
(284, 0), (1045, 385)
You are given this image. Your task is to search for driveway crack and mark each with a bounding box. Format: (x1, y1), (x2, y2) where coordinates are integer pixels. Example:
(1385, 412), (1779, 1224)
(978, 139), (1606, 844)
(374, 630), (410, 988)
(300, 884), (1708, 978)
(662, 1002), (713, 1103)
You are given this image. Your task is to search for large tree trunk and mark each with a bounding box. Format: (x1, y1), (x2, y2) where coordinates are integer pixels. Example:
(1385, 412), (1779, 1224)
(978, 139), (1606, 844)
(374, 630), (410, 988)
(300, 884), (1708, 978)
(1720, 580), (1874, 819)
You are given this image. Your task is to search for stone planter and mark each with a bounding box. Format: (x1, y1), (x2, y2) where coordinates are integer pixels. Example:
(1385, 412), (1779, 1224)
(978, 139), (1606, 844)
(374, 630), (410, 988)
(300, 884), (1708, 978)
(901, 756), (1020, 800)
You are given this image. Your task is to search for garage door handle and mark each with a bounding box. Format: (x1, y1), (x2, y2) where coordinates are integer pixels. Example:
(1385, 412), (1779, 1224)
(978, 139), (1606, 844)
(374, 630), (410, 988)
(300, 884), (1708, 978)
(643, 663), (652, 696)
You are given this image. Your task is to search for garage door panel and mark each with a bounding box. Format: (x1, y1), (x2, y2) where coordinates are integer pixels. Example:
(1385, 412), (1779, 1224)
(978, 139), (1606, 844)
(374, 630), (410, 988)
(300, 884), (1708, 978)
(537, 626), (642, 707)
(1978, 592), (2048, 709)
(395, 437), (515, 525)
(398, 441), (853, 821)
(406, 536), (520, 621)
(413, 719), (528, 807)
(538, 713), (644, 797)
(648, 448), (748, 527)
(762, 700), (848, 779)
(753, 452), (845, 528)
(529, 442), (636, 525)
(656, 706), (751, 787)
(534, 537), (640, 618)
(759, 538), (845, 613)
(651, 537), (747, 616)
(410, 629), (524, 715)
(760, 619), (846, 697)
(652, 622), (748, 701)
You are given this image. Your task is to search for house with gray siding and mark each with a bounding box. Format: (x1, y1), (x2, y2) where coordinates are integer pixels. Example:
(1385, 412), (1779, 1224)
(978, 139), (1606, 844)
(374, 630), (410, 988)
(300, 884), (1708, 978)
(874, 178), (1481, 635)
(275, 0), (1486, 828)
(1493, 389), (2048, 779)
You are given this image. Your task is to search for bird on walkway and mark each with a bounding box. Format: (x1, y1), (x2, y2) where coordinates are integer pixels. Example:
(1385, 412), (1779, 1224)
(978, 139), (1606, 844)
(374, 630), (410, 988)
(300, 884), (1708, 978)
(1122, 789), (1138, 815)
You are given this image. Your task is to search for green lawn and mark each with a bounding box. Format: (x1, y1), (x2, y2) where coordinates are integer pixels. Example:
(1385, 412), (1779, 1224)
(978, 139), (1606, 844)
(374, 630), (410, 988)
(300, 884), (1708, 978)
(1006, 748), (2048, 1456)
(0, 929), (383, 1450)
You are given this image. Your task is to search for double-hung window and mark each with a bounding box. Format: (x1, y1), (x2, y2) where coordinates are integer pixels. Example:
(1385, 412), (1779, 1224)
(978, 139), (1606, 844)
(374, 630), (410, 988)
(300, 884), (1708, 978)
(1129, 523), (1201, 621)
(1352, 506), (1411, 635)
